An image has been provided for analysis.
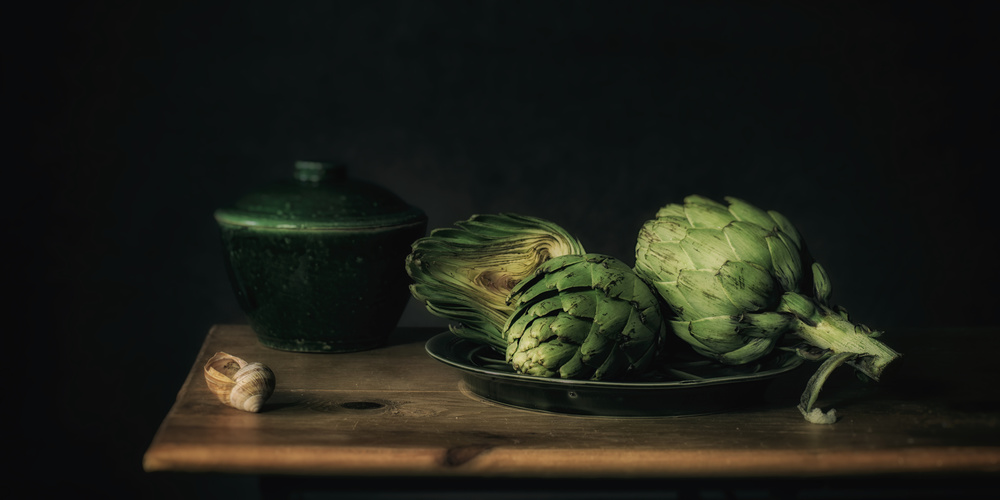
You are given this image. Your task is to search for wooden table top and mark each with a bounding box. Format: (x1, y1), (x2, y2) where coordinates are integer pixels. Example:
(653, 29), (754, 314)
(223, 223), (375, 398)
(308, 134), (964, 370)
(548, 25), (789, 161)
(143, 324), (1000, 479)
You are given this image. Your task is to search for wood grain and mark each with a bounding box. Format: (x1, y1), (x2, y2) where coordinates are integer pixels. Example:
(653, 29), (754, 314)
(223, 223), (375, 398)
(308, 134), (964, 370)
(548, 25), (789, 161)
(143, 325), (1000, 478)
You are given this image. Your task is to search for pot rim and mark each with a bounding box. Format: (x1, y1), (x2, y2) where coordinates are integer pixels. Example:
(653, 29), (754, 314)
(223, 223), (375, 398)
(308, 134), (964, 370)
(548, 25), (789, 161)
(214, 208), (427, 231)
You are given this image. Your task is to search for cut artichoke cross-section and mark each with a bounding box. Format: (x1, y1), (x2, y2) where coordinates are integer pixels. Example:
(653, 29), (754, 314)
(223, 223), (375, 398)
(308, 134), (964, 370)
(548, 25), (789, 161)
(406, 213), (585, 350)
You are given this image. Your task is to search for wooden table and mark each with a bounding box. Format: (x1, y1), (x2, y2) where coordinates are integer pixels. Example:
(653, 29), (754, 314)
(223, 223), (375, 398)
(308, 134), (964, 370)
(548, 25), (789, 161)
(144, 325), (1000, 497)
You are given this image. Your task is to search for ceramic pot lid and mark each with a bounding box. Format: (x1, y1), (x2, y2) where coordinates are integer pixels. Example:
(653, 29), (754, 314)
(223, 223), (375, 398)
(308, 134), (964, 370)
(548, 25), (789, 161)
(214, 160), (426, 230)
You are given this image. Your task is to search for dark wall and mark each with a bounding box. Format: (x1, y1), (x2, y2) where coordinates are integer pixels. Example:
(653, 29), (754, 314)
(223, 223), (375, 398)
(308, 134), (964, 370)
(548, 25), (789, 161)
(11, 1), (995, 497)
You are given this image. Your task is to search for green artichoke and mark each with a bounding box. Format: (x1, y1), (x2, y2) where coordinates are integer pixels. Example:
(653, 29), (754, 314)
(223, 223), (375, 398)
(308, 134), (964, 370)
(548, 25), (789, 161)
(405, 213), (586, 350)
(503, 253), (665, 381)
(634, 195), (900, 423)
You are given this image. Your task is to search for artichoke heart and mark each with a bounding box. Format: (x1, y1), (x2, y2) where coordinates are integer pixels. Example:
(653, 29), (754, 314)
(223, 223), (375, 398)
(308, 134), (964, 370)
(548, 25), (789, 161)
(406, 213), (585, 349)
(503, 253), (665, 381)
(635, 195), (900, 423)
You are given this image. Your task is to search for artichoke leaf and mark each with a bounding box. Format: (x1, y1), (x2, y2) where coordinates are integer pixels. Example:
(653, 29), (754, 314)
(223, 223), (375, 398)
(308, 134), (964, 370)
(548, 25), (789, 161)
(681, 228), (739, 269)
(767, 209), (804, 250)
(592, 292), (636, 333)
(765, 230), (803, 292)
(640, 240), (694, 282)
(592, 344), (631, 380)
(557, 351), (590, 379)
(724, 196), (778, 231)
(655, 204), (687, 219)
(653, 280), (698, 321)
(514, 316), (557, 351)
(512, 339), (580, 377)
(811, 262), (833, 306)
(547, 311), (592, 343)
(777, 291), (818, 321)
(620, 316), (661, 359)
(717, 337), (776, 365)
(722, 220), (773, 268)
(579, 324), (615, 361)
(684, 194), (729, 211)
(685, 200), (738, 228)
(668, 320), (720, 358)
(552, 256), (629, 298)
(676, 269), (743, 318)
(513, 290), (599, 326)
(669, 316), (749, 353)
(716, 260), (780, 312)
(643, 216), (689, 243)
(738, 311), (795, 338)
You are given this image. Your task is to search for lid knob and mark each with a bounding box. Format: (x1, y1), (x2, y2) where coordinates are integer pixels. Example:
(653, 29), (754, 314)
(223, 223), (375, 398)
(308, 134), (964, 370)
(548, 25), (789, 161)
(294, 160), (347, 183)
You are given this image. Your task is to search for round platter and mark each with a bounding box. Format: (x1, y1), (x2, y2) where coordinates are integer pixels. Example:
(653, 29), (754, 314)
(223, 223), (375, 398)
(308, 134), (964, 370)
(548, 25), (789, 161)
(425, 332), (804, 417)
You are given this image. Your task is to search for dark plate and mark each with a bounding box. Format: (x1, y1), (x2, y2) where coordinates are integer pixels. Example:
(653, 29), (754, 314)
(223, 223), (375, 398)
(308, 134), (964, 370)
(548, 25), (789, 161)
(425, 332), (804, 417)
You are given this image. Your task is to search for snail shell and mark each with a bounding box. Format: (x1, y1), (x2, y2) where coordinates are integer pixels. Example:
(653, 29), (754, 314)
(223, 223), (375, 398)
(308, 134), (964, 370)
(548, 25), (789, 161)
(204, 352), (275, 412)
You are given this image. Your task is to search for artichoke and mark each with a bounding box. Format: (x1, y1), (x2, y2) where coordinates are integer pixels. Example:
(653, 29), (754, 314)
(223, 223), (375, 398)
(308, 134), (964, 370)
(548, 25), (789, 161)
(634, 195), (900, 423)
(503, 254), (665, 381)
(405, 213), (586, 350)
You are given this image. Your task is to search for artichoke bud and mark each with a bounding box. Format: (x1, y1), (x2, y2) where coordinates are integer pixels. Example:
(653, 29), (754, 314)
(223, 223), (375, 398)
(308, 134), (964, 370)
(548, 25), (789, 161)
(503, 254), (665, 381)
(405, 213), (585, 350)
(635, 195), (901, 423)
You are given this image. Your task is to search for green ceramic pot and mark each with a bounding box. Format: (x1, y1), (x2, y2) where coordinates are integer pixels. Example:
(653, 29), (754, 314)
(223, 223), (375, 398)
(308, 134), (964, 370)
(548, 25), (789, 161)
(214, 161), (428, 353)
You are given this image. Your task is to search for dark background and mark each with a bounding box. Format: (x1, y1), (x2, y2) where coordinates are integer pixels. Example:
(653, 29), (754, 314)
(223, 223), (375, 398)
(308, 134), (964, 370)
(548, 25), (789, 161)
(10, 0), (996, 498)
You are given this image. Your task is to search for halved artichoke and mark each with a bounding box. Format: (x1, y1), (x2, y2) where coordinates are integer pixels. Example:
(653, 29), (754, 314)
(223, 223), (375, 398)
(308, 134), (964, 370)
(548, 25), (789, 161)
(405, 213), (585, 349)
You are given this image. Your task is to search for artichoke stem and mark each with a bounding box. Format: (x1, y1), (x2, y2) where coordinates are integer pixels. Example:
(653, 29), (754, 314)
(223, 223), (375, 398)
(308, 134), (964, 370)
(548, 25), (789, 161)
(790, 304), (900, 381)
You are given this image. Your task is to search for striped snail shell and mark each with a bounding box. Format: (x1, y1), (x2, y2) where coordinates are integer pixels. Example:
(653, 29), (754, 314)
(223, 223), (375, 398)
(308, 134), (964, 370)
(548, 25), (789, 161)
(204, 352), (275, 412)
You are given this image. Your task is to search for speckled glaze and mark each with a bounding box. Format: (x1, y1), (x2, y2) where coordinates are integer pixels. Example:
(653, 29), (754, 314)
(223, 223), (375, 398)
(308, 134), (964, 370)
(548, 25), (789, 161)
(215, 161), (427, 353)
